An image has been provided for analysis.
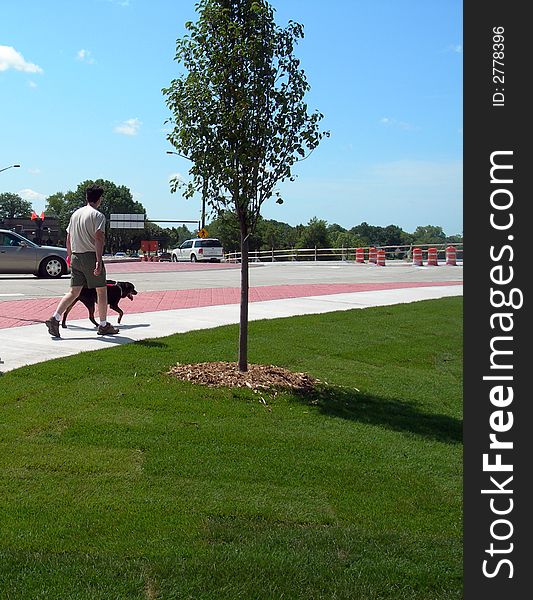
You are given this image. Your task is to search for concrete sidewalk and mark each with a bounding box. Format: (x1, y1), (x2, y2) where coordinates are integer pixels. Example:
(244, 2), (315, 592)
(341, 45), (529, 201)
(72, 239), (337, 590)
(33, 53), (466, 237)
(0, 284), (462, 373)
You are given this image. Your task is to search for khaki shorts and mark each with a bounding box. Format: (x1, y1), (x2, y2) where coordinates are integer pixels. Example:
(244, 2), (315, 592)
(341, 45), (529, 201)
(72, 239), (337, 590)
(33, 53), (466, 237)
(70, 252), (107, 288)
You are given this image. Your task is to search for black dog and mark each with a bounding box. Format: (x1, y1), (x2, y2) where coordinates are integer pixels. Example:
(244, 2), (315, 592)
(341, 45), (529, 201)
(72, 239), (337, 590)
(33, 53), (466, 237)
(61, 280), (138, 328)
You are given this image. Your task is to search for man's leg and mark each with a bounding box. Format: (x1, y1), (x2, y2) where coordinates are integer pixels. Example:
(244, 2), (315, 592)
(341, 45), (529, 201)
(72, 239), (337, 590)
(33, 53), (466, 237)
(95, 286), (119, 335)
(45, 286), (83, 337)
(56, 286), (84, 316)
(96, 286), (108, 324)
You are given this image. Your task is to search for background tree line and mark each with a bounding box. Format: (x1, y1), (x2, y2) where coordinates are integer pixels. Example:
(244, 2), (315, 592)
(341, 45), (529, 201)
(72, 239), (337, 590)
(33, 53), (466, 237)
(206, 211), (462, 254)
(2, 185), (462, 254)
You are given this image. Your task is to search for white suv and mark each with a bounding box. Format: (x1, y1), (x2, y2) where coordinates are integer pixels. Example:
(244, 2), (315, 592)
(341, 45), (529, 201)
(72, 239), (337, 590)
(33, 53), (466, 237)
(171, 238), (224, 263)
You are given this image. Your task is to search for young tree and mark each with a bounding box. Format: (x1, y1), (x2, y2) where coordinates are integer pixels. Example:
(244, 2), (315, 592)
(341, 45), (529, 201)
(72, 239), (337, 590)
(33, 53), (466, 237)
(164, 0), (328, 371)
(208, 210), (265, 255)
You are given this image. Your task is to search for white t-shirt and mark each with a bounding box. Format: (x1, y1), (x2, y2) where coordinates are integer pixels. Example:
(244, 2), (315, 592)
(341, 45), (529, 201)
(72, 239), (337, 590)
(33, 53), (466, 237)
(66, 204), (106, 253)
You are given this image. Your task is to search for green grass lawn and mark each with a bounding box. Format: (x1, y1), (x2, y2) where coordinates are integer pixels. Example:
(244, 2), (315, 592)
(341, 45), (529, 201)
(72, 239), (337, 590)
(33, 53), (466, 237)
(0, 297), (463, 599)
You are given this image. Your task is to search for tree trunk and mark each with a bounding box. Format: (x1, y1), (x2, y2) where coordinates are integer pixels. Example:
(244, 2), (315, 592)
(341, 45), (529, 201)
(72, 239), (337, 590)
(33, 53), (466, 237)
(238, 228), (249, 372)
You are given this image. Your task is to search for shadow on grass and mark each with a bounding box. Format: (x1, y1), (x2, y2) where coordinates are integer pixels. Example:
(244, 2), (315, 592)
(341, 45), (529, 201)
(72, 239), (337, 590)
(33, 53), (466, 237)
(299, 385), (462, 444)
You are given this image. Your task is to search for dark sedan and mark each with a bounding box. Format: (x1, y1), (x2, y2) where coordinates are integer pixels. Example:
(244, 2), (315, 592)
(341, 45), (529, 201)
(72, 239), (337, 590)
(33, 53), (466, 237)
(0, 229), (69, 278)
(158, 251), (172, 262)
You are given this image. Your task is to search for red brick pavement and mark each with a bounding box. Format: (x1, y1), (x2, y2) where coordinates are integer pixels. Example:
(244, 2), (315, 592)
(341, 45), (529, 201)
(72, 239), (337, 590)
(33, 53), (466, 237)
(0, 281), (462, 330)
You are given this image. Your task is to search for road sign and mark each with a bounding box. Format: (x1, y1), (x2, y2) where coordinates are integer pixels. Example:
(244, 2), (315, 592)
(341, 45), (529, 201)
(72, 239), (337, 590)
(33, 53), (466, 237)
(110, 213), (145, 229)
(198, 228), (208, 238)
(141, 240), (158, 252)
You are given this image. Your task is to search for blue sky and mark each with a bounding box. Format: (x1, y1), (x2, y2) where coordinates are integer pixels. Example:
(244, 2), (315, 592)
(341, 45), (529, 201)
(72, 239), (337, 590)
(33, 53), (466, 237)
(1, 0), (462, 235)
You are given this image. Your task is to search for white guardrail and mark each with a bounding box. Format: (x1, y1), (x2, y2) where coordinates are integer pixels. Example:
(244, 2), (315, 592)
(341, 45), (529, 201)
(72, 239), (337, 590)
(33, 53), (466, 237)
(224, 243), (464, 263)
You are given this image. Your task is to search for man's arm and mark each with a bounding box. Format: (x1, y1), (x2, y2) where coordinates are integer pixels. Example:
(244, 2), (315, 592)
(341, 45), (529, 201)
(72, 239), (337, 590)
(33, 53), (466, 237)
(65, 232), (72, 267)
(94, 229), (105, 275)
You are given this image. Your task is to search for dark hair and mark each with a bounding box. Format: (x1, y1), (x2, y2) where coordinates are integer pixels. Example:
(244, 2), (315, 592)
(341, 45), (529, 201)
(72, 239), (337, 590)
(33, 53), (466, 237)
(86, 184), (104, 204)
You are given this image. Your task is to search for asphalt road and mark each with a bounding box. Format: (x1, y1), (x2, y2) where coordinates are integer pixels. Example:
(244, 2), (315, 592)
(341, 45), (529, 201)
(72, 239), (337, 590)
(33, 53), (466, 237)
(0, 260), (463, 300)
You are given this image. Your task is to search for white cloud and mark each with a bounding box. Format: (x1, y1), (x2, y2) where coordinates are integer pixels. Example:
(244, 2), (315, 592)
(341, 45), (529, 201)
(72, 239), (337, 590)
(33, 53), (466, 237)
(27, 168), (42, 175)
(76, 49), (95, 64)
(447, 44), (463, 53)
(18, 188), (46, 201)
(114, 118), (142, 136)
(28, 80), (38, 88)
(0, 45), (43, 73)
(380, 116), (418, 131)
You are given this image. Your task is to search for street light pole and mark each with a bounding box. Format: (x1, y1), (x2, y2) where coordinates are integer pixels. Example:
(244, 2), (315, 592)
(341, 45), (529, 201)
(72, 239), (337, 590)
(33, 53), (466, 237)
(200, 177), (207, 231)
(166, 151), (206, 230)
(0, 164), (21, 174)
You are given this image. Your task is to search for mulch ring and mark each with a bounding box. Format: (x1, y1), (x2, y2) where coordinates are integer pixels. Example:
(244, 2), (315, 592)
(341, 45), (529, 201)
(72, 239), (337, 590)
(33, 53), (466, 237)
(167, 361), (319, 394)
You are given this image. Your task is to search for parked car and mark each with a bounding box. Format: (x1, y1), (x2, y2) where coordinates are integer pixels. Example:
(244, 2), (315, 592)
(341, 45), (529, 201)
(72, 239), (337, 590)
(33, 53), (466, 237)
(171, 238), (224, 263)
(113, 252), (127, 258)
(158, 251), (172, 262)
(0, 229), (69, 278)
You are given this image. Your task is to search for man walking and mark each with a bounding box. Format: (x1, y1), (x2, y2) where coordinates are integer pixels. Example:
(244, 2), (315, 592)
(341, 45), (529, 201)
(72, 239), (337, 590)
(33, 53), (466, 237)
(45, 184), (119, 337)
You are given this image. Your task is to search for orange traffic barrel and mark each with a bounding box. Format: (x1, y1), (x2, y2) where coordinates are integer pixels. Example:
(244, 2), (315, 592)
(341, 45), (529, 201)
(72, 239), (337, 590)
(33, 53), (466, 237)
(377, 248), (386, 266)
(427, 247), (438, 266)
(368, 247), (377, 264)
(355, 248), (365, 263)
(446, 246), (457, 266)
(412, 247), (423, 266)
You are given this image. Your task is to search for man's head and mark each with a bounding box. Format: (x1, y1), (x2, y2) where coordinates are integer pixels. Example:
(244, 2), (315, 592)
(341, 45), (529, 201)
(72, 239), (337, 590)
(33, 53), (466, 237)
(86, 184), (104, 206)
